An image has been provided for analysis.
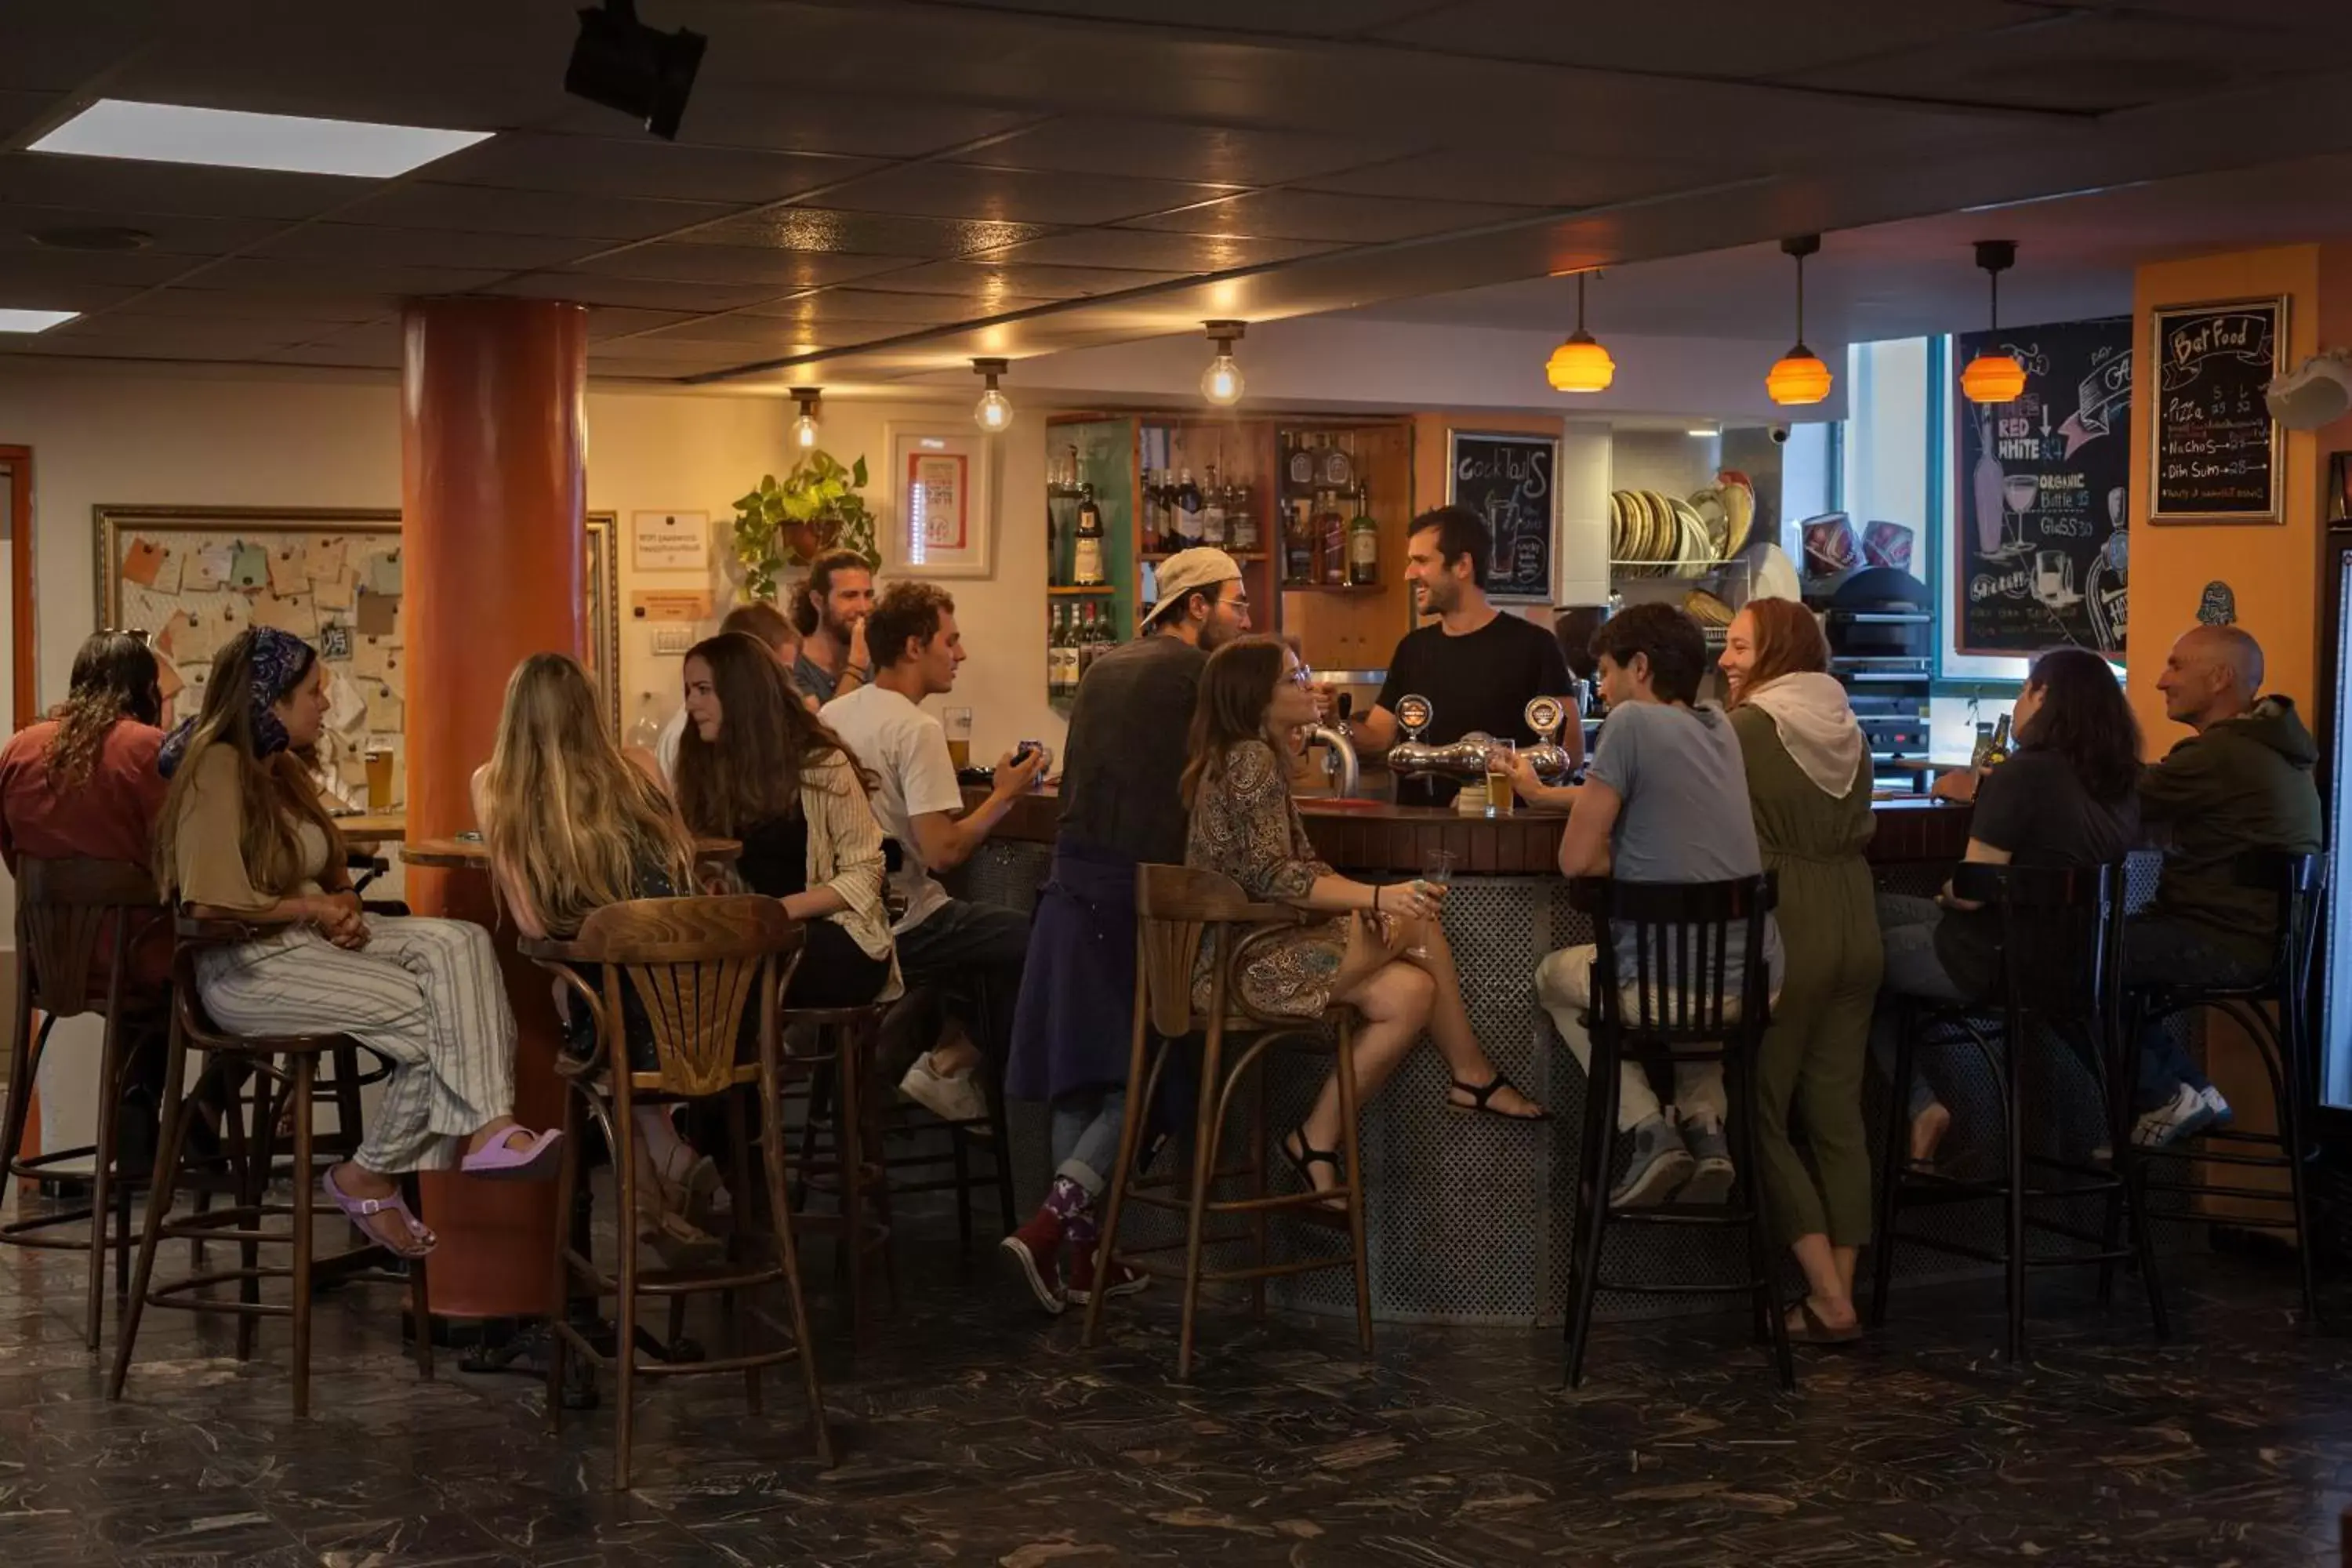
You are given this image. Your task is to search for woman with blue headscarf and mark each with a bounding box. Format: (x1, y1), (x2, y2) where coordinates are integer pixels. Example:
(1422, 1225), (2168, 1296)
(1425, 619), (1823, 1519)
(153, 628), (560, 1258)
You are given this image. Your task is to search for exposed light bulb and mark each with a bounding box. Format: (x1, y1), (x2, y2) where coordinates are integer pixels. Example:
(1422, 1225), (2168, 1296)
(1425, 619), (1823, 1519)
(1200, 354), (1244, 406)
(974, 387), (1013, 432)
(792, 411), (820, 448)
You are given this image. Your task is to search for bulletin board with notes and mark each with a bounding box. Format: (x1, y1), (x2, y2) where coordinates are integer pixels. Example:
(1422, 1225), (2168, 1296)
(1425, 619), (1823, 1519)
(97, 506), (408, 808)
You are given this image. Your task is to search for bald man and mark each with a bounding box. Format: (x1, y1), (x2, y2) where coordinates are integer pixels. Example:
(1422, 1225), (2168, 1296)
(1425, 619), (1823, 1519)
(2128, 624), (2322, 1148)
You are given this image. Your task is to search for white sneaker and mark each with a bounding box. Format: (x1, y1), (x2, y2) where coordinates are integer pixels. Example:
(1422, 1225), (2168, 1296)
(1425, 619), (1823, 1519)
(2200, 1085), (2234, 1131)
(899, 1054), (989, 1123)
(2132, 1082), (2216, 1149)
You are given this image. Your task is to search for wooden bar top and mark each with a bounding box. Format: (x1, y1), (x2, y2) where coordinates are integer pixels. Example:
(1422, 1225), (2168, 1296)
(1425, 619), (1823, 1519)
(965, 785), (1972, 875)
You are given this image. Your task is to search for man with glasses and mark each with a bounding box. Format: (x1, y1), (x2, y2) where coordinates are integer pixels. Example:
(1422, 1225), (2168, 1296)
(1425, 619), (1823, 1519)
(1002, 547), (1250, 1312)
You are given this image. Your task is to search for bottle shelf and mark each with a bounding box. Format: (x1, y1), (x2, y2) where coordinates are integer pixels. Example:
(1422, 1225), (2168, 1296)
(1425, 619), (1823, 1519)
(1138, 551), (1268, 563)
(1281, 581), (1386, 593)
(1048, 584), (1116, 596)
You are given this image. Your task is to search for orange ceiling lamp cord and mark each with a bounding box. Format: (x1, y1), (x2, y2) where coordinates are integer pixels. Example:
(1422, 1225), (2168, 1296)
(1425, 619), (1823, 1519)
(1545, 270), (1615, 394)
(1766, 234), (1834, 407)
(1960, 240), (2027, 405)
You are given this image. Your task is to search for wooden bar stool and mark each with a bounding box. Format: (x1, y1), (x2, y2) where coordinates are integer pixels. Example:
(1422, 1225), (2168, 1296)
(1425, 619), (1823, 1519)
(1562, 873), (1791, 1391)
(523, 895), (833, 1489)
(786, 1001), (898, 1345)
(0, 856), (169, 1350)
(2117, 851), (2327, 1323)
(109, 914), (432, 1417)
(1871, 860), (2164, 1361)
(1082, 865), (1372, 1379)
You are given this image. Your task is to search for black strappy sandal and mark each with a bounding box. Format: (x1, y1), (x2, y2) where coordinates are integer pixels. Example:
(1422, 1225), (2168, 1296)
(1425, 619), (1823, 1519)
(1279, 1127), (1348, 1216)
(1447, 1072), (1552, 1123)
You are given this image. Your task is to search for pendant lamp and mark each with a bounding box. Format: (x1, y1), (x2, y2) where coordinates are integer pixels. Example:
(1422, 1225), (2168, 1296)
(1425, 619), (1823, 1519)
(789, 386), (821, 449)
(971, 358), (1012, 433)
(1545, 270), (1615, 393)
(1200, 320), (1247, 406)
(1959, 241), (2027, 405)
(1766, 235), (1833, 406)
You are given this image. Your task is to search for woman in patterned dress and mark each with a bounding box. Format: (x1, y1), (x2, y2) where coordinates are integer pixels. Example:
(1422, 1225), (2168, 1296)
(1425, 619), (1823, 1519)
(1181, 637), (1544, 1208)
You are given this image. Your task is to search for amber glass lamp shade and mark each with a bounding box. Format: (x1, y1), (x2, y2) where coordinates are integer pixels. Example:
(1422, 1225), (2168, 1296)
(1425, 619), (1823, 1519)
(1766, 346), (1833, 406)
(1960, 350), (2027, 405)
(1546, 332), (1615, 393)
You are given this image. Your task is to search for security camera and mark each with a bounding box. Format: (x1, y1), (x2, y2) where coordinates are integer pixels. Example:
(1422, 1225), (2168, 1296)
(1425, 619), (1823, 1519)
(1769, 424), (1791, 445)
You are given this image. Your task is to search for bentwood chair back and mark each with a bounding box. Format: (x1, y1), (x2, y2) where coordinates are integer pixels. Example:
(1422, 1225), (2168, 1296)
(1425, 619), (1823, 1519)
(521, 895), (833, 1488)
(1082, 864), (1373, 1378)
(1563, 873), (1787, 1390)
(2120, 849), (2327, 1323)
(0, 855), (167, 1350)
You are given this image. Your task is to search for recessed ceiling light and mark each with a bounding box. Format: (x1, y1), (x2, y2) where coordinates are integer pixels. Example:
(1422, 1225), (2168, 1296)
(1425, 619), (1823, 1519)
(0, 309), (80, 333)
(28, 225), (154, 252)
(31, 99), (489, 178)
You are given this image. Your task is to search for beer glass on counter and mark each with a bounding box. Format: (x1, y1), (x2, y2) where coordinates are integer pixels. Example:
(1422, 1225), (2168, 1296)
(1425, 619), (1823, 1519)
(365, 746), (396, 810)
(944, 706), (974, 770)
(1486, 739), (1516, 817)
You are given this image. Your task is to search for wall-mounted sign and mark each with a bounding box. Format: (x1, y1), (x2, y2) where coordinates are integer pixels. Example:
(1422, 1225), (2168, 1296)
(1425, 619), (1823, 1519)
(2149, 296), (2286, 524)
(1446, 429), (1556, 602)
(1954, 316), (2132, 658)
(630, 589), (712, 622)
(632, 509), (710, 571)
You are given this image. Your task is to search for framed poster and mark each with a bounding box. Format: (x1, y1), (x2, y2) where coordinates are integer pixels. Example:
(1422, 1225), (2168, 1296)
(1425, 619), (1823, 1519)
(584, 512), (620, 734)
(630, 508), (707, 571)
(2149, 296), (2287, 524)
(1953, 316), (2132, 657)
(1445, 429), (1557, 601)
(885, 423), (994, 578)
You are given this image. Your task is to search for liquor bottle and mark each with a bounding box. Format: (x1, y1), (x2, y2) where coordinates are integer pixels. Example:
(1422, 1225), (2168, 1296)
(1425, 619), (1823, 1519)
(1149, 468), (1174, 554)
(1062, 608), (1083, 695)
(1317, 490), (1347, 586)
(1200, 464), (1226, 546)
(1232, 478), (1259, 554)
(1346, 485), (1378, 587)
(1287, 431), (1316, 488)
(1073, 484), (1106, 586)
(1285, 496), (1314, 585)
(1969, 721), (1994, 769)
(1046, 492), (1062, 587)
(1047, 605), (1066, 699)
(1985, 712), (2013, 766)
(1324, 431), (1354, 490)
(1174, 468), (1203, 548)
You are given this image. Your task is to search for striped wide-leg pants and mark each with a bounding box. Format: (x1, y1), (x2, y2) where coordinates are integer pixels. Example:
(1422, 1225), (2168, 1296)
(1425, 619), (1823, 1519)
(195, 916), (517, 1174)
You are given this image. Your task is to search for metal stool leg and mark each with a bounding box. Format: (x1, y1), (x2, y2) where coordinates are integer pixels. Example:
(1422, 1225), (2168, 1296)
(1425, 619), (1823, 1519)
(1869, 1001), (1916, 1328)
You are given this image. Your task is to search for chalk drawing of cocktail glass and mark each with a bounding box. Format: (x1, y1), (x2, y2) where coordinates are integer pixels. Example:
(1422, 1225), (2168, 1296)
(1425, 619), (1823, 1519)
(1996, 472), (2038, 558)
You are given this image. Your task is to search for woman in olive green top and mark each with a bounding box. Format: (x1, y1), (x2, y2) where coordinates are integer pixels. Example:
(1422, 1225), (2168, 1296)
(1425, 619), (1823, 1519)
(1720, 601), (1881, 1343)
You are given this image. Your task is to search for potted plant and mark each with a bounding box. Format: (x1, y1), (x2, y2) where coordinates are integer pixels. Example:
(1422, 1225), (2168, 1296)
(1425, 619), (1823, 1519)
(730, 449), (877, 601)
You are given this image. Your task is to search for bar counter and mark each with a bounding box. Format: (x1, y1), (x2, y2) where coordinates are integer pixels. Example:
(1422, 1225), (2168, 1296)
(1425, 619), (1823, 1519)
(956, 786), (1979, 1327)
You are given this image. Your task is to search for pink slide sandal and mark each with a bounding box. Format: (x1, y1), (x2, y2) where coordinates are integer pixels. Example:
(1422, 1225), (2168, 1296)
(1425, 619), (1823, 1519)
(459, 1127), (564, 1181)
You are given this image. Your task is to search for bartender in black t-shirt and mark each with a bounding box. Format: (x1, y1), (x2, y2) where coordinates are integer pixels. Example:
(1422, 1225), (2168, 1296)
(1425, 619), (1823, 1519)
(1346, 506), (1577, 808)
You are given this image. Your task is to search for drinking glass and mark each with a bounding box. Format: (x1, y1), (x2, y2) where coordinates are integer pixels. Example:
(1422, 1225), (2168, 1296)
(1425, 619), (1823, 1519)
(943, 706), (974, 771)
(1485, 739), (1517, 818)
(1406, 850), (1456, 959)
(364, 746), (395, 810)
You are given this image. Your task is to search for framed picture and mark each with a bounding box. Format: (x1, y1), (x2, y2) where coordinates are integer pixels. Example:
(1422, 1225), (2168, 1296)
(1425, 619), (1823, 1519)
(2148, 296), (2288, 524)
(585, 512), (620, 734)
(884, 423), (995, 578)
(1444, 429), (1558, 601)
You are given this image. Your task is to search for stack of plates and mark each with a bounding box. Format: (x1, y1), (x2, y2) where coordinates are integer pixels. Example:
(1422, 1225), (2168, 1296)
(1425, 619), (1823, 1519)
(1686, 475), (1757, 561)
(1608, 490), (1714, 579)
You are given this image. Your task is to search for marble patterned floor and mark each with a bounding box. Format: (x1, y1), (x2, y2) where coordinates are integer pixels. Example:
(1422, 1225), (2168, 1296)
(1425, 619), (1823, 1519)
(2, 1190), (2350, 1568)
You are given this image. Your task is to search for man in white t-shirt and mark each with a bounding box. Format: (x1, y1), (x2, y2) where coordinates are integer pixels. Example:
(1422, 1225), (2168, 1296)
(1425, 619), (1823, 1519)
(657, 601), (804, 781)
(822, 583), (1044, 1122)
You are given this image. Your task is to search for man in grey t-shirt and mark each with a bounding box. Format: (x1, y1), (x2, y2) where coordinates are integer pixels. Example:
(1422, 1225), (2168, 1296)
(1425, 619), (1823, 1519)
(1534, 604), (1780, 1209)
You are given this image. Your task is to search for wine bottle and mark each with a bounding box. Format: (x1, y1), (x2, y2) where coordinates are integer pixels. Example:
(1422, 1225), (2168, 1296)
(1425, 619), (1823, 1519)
(1347, 486), (1378, 586)
(1047, 605), (1066, 699)
(1174, 468), (1203, 548)
(1231, 478), (1258, 554)
(1073, 484), (1105, 586)
(1200, 464), (1226, 546)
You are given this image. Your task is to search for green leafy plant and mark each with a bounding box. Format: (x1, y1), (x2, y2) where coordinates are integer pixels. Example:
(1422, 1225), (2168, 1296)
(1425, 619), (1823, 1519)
(730, 450), (877, 600)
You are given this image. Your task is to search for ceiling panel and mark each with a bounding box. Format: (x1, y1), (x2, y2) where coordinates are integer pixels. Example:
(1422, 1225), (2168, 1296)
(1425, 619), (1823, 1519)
(34, 311), (312, 352)
(1119, 188), (1543, 243)
(0, 154), (362, 222)
(986, 228), (1334, 271)
(957, 116), (1411, 185)
(1299, 151), (1750, 210)
(330, 182), (740, 242)
(848, 259), (1187, 300)
(567, 244), (927, 289)
(183, 256), (514, 297)
(430, 132), (888, 206)
(0, 0), (178, 93)
(131, 287), (395, 325)
(820, 163), (1241, 227)
(0, 205), (289, 256)
(0, 247), (204, 292)
(919, 0), (1442, 33)
(677, 208), (1056, 260)
(246, 223), (592, 271)
(632, 316), (933, 350)
(611, 88), (1043, 161)
(487, 271), (798, 312)
(739, 288), (1044, 326)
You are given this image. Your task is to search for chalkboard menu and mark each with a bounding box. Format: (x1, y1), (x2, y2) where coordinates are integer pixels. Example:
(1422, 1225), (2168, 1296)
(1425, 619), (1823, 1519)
(2150, 296), (2286, 523)
(1446, 429), (1555, 601)
(1954, 315), (2133, 658)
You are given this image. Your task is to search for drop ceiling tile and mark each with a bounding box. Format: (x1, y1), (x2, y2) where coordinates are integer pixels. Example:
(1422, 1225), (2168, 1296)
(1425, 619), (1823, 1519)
(132, 287), (395, 325)
(921, 0), (1436, 31)
(967, 116), (1421, 186)
(489, 272), (795, 312)
(740, 288), (1051, 326)
(0, 2), (178, 93)
(1300, 151), (1738, 209)
(988, 229), (1334, 272)
(625, 89), (1040, 160)
(0, 154), (361, 222)
(1119, 188), (1541, 244)
(189, 256), (514, 296)
(259, 340), (408, 370)
(0, 205), (286, 256)
(633, 315), (931, 349)
(822, 163), (1240, 227)
(0, 248), (201, 291)
(585, 307), (704, 341)
(568, 244), (926, 289)
(678, 208), (1054, 260)
(0, 281), (145, 314)
(36, 312), (310, 354)
(247, 223), (593, 271)
(852, 260), (1183, 299)
(434, 132), (887, 206)
(332, 182), (739, 242)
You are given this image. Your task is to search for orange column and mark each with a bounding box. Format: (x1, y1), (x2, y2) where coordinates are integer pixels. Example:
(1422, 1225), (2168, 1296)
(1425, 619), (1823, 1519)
(399, 297), (587, 1318)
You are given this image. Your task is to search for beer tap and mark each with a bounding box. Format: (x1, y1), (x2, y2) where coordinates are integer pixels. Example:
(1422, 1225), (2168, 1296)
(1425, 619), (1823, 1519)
(1385, 694), (1578, 785)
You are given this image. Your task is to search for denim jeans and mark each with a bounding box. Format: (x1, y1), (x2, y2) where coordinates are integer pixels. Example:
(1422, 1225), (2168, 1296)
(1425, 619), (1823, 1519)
(886, 898), (1029, 1072)
(1048, 1090), (1127, 1197)
(1867, 894), (1970, 1120)
(2125, 915), (2263, 1114)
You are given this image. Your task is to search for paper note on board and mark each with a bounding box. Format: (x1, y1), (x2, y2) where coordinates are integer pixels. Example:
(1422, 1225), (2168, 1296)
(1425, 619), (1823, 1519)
(229, 543), (268, 592)
(122, 538), (165, 587)
(252, 590), (318, 638)
(315, 569), (356, 612)
(354, 590), (397, 637)
(365, 550), (403, 597)
(188, 543), (232, 591)
(353, 636), (394, 682)
(377, 646), (405, 699)
(369, 686), (406, 731)
(155, 658), (185, 704)
(304, 537), (349, 581)
(267, 545), (308, 597)
(149, 543), (184, 596)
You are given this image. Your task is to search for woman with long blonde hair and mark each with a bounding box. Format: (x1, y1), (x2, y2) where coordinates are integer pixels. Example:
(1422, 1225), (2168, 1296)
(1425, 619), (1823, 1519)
(157, 628), (556, 1259)
(1718, 597), (1879, 1341)
(475, 653), (722, 1256)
